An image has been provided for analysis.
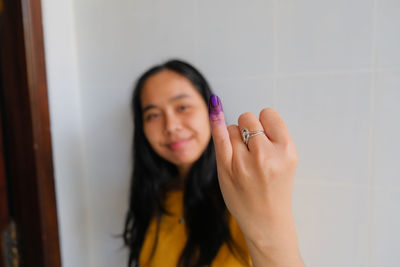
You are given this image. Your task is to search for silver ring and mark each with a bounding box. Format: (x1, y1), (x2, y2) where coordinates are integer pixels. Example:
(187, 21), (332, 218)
(241, 128), (265, 146)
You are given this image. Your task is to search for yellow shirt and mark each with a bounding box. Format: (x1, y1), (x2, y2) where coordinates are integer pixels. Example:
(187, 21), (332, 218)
(139, 190), (251, 267)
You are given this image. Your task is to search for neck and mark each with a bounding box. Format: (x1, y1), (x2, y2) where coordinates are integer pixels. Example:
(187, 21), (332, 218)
(178, 164), (191, 182)
(178, 167), (189, 180)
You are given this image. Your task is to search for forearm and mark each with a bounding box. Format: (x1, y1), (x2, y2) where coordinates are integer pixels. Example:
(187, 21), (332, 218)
(244, 216), (305, 267)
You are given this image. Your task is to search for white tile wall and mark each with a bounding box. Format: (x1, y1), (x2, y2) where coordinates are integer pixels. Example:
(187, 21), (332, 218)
(276, 73), (371, 186)
(373, 71), (400, 188)
(195, 0), (274, 78)
(293, 184), (369, 267)
(376, 0), (400, 68)
(277, 0), (374, 73)
(370, 189), (400, 267)
(210, 76), (274, 124)
(44, 0), (400, 266)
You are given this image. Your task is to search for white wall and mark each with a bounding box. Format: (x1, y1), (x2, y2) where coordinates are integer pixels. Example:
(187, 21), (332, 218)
(40, 0), (89, 266)
(42, 0), (400, 266)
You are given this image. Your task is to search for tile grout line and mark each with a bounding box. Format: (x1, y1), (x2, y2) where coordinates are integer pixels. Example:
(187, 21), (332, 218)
(367, 0), (379, 265)
(207, 68), (400, 82)
(276, 68), (372, 77)
(294, 180), (369, 189)
(294, 180), (400, 193)
(272, 0), (278, 109)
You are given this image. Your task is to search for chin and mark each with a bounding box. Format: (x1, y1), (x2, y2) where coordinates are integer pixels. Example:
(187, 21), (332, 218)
(170, 154), (199, 167)
(173, 157), (197, 166)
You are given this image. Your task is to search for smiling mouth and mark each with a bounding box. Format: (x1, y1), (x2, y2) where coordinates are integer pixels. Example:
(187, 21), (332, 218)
(167, 138), (192, 150)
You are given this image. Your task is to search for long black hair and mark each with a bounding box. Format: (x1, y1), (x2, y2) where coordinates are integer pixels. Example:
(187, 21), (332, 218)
(123, 59), (247, 267)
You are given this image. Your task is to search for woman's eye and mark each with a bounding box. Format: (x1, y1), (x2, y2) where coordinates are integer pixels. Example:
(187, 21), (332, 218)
(178, 105), (189, 112)
(145, 113), (159, 121)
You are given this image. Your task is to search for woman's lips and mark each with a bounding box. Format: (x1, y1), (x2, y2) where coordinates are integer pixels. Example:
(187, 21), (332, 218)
(167, 138), (191, 150)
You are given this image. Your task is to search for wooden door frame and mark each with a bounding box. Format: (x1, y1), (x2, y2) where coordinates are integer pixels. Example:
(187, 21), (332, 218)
(0, 0), (61, 266)
(0, 101), (10, 267)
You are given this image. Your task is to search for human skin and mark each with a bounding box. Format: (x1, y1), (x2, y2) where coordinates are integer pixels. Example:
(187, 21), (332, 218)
(141, 70), (211, 179)
(209, 94), (305, 267)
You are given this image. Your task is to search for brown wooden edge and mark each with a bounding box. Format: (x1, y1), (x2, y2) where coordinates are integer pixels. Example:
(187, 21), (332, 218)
(0, 1), (11, 266)
(0, 105), (10, 267)
(0, 0), (61, 266)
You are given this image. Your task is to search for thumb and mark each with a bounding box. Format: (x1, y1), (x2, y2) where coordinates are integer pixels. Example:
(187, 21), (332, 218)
(209, 94), (232, 167)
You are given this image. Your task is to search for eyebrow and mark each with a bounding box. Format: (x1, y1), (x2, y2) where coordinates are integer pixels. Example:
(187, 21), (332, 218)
(142, 93), (191, 113)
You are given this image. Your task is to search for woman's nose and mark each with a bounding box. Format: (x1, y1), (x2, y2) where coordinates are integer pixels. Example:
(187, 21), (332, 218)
(164, 112), (182, 134)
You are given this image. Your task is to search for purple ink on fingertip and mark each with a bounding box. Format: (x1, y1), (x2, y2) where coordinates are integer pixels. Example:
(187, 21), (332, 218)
(209, 94), (223, 115)
(210, 94), (218, 107)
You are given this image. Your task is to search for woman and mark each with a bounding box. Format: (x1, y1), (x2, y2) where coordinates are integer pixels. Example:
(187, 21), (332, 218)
(123, 59), (304, 267)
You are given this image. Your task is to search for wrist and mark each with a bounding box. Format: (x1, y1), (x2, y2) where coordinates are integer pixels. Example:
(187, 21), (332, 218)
(241, 209), (295, 244)
(245, 232), (304, 267)
(243, 218), (304, 267)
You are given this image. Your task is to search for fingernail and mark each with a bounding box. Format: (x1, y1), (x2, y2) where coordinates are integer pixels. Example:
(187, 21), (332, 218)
(209, 94), (223, 115)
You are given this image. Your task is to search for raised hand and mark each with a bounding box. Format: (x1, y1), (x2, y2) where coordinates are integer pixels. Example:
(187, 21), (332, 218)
(209, 94), (304, 267)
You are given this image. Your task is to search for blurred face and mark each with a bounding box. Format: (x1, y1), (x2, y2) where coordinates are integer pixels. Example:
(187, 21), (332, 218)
(141, 70), (211, 177)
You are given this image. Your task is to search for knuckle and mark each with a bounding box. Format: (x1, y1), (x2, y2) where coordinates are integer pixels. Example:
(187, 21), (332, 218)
(283, 141), (299, 167)
(285, 139), (297, 152)
(254, 148), (266, 166)
(238, 112), (257, 124)
(233, 153), (247, 174)
(281, 140), (292, 151)
(253, 150), (275, 179)
(289, 151), (299, 167)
